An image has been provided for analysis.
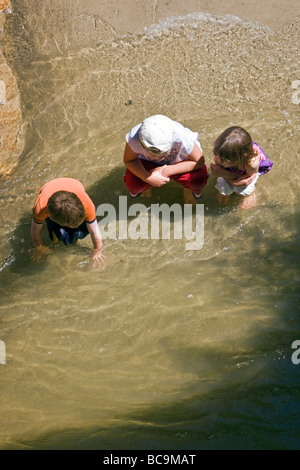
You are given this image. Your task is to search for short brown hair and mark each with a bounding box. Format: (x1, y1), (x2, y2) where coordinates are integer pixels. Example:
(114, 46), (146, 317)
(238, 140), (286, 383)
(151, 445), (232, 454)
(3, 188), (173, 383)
(47, 191), (85, 227)
(213, 126), (255, 166)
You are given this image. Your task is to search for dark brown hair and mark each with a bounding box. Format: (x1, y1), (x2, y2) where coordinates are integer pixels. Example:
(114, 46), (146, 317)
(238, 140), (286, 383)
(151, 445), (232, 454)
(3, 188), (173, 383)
(213, 126), (255, 166)
(47, 191), (85, 227)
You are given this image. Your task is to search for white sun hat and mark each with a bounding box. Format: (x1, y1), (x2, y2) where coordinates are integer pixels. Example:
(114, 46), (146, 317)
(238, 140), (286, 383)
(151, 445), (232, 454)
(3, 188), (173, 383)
(139, 115), (173, 153)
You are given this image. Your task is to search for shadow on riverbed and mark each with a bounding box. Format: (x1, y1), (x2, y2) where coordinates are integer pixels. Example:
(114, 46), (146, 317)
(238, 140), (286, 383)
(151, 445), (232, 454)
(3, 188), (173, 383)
(86, 164), (234, 212)
(3, 338), (300, 450)
(2, 209), (300, 450)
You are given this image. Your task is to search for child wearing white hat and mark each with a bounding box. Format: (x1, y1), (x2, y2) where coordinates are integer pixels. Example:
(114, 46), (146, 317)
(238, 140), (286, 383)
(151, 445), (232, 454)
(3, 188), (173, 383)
(123, 114), (208, 201)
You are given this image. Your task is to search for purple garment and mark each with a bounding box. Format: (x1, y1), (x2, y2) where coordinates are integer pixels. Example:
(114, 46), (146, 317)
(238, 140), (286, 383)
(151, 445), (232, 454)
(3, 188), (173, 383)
(253, 141), (274, 175)
(225, 142), (273, 176)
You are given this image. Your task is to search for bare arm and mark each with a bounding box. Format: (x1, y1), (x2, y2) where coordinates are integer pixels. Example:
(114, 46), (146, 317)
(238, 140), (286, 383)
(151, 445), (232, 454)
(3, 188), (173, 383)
(123, 143), (152, 180)
(31, 219), (43, 247)
(162, 143), (205, 178)
(232, 155), (260, 186)
(245, 155), (260, 175)
(123, 142), (170, 187)
(31, 219), (51, 261)
(210, 151), (260, 186)
(210, 163), (240, 182)
(87, 219), (105, 267)
(210, 154), (237, 181)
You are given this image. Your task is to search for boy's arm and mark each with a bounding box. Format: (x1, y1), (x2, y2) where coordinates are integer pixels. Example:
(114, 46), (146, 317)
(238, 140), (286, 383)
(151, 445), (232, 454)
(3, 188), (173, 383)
(87, 220), (105, 267)
(31, 219), (43, 247)
(31, 219), (51, 260)
(161, 143), (205, 178)
(123, 143), (151, 180)
(123, 142), (169, 187)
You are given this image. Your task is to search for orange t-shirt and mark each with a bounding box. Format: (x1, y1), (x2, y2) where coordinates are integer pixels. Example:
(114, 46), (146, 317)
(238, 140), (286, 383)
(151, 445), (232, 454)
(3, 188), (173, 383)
(33, 178), (96, 224)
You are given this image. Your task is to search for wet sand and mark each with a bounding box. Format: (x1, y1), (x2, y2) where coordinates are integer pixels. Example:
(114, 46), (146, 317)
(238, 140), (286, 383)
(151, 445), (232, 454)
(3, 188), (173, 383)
(1, 0), (300, 175)
(95, 0), (300, 33)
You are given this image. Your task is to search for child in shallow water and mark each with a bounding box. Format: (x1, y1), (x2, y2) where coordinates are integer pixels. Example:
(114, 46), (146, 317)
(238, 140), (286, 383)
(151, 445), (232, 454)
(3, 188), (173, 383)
(123, 114), (209, 202)
(210, 126), (273, 209)
(31, 177), (104, 266)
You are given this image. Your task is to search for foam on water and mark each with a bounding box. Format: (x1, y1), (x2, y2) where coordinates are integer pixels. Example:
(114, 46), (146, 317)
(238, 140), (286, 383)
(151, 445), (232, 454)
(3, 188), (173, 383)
(143, 11), (273, 36)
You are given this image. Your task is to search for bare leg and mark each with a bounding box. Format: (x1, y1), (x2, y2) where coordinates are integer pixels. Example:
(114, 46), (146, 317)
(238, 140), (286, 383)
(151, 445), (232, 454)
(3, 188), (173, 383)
(183, 188), (196, 205)
(141, 188), (152, 198)
(239, 191), (257, 210)
(217, 193), (231, 206)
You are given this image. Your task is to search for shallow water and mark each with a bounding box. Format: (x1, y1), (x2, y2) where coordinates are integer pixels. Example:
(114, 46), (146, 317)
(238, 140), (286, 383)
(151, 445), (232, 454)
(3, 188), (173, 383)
(0, 4), (300, 450)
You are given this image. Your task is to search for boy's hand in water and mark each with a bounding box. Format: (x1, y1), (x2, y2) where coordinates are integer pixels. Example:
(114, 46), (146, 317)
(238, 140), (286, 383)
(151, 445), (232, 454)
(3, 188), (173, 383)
(92, 249), (106, 268)
(31, 245), (51, 262)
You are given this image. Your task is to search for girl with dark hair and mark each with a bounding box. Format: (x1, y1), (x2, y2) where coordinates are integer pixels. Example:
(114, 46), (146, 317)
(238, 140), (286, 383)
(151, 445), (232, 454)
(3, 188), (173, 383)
(210, 126), (273, 208)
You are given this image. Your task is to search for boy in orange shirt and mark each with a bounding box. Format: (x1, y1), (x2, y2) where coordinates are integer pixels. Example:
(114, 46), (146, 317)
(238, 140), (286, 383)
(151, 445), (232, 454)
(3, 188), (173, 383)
(31, 178), (104, 266)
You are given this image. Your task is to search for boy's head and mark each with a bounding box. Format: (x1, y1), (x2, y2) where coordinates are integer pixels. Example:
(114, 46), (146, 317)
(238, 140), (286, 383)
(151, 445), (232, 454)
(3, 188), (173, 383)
(213, 126), (255, 166)
(139, 114), (173, 158)
(47, 191), (85, 228)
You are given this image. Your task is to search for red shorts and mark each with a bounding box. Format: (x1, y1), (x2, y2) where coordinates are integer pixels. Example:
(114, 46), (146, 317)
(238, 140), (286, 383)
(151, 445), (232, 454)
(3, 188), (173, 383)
(123, 160), (209, 195)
